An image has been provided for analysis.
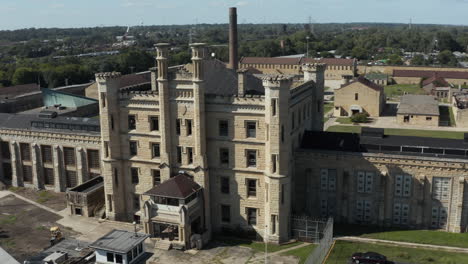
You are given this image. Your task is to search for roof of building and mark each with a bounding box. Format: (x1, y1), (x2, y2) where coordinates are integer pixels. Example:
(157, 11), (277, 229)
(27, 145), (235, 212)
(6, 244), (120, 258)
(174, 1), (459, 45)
(0, 83), (40, 99)
(89, 229), (149, 254)
(397, 94), (439, 116)
(0, 113), (100, 134)
(302, 57), (355, 66)
(239, 57), (355, 66)
(365, 72), (388, 80)
(337, 76), (383, 92)
(144, 174), (202, 199)
(421, 75), (450, 87)
(301, 130), (468, 160)
(393, 69), (468, 79)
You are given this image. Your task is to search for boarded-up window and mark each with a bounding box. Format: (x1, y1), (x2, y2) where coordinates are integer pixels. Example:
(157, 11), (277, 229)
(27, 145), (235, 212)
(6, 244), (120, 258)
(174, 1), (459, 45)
(87, 149), (100, 169)
(23, 165), (32, 182)
(41, 145), (53, 163)
(66, 170), (77, 188)
(20, 143), (31, 161)
(44, 168), (54, 185)
(63, 147), (76, 166)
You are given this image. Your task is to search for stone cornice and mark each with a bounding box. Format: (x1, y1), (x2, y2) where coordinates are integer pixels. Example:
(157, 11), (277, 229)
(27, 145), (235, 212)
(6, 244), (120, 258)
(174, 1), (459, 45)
(0, 129), (101, 145)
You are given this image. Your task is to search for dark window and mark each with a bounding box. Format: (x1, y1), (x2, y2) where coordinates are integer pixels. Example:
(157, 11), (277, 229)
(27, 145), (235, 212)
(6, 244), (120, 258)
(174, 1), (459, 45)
(114, 168), (119, 187)
(150, 116), (159, 131)
(246, 122), (256, 138)
(131, 168), (139, 184)
(426, 117), (432, 121)
(247, 208), (257, 225)
(271, 154), (277, 173)
(317, 100), (321, 112)
(176, 147), (182, 163)
(281, 184), (285, 204)
(128, 115), (136, 130)
(187, 147), (193, 164)
(106, 252), (114, 262)
(355, 93), (359, 100)
(221, 177), (230, 194)
(65, 170), (77, 188)
(115, 254), (123, 264)
(380, 145), (401, 152)
(101, 93), (106, 108)
(402, 146), (422, 153)
(41, 145), (52, 163)
(0, 142), (10, 159)
(247, 179), (257, 197)
(186, 119), (193, 136)
(219, 120), (228, 136)
(445, 149), (466, 156)
(292, 112), (295, 129)
(63, 147), (75, 166)
(134, 194), (140, 210)
(271, 99), (277, 116)
(220, 148), (229, 165)
(152, 169), (161, 185)
(44, 168), (54, 185)
(247, 150), (257, 167)
(87, 149), (100, 169)
(221, 205), (231, 223)
(127, 251), (133, 262)
(281, 126), (284, 142)
(130, 141), (138, 156)
(152, 143), (160, 158)
(176, 119), (181, 135)
(20, 143), (31, 161)
(110, 115), (114, 130)
(23, 165), (32, 182)
(104, 142), (109, 158)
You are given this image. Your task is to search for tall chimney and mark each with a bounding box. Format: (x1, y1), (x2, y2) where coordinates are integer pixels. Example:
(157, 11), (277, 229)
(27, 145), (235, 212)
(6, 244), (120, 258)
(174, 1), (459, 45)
(228, 7), (238, 70)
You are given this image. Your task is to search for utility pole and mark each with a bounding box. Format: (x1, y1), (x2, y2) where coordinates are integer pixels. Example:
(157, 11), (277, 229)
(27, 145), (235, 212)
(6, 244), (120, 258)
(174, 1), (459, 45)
(306, 36), (310, 58)
(264, 224), (268, 264)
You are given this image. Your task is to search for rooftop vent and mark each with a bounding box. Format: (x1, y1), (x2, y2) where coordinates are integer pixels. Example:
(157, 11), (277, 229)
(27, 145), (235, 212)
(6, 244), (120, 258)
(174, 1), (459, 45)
(38, 110), (58, 119)
(361, 127), (384, 138)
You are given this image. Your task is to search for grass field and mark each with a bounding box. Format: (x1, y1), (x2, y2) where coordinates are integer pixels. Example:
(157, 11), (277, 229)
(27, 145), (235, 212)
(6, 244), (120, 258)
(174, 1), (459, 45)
(326, 125), (464, 139)
(326, 241), (468, 264)
(324, 102), (333, 115)
(281, 244), (317, 264)
(215, 238), (303, 253)
(384, 84), (426, 99)
(335, 117), (353, 124)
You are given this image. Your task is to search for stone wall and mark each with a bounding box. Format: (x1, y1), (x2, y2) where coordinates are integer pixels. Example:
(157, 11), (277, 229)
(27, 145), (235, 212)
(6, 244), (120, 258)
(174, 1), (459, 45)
(334, 82), (383, 117)
(396, 114), (439, 127)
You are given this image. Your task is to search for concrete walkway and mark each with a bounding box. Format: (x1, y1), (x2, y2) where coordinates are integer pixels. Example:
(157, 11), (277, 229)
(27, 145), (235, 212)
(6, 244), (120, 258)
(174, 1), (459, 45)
(0, 246), (19, 264)
(337, 236), (468, 253)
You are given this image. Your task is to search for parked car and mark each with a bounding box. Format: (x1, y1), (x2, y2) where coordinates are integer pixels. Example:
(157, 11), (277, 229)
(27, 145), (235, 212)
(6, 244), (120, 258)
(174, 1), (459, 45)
(351, 252), (394, 264)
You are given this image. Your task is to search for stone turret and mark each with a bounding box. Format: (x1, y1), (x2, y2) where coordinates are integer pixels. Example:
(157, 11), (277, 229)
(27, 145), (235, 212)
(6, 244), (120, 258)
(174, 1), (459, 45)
(237, 69), (248, 97)
(302, 63), (326, 88)
(190, 43), (206, 81)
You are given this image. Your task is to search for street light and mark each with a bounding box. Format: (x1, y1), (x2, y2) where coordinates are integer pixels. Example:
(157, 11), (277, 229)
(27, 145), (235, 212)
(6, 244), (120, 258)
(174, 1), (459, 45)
(264, 224), (268, 264)
(306, 36), (310, 58)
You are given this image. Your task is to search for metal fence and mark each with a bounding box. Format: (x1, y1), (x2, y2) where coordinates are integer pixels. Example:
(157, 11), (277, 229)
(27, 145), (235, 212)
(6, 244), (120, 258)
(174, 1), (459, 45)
(291, 215), (329, 243)
(304, 218), (334, 264)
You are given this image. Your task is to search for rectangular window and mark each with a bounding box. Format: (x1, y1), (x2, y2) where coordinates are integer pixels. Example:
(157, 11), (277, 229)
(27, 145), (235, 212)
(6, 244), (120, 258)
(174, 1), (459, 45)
(187, 147), (193, 164)
(152, 169), (161, 186)
(150, 116), (159, 131)
(356, 171), (373, 193)
(0, 142), (10, 159)
(87, 149), (100, 169)
(63, 147), (75, 166)
(431, 205), (448, 229)
(271, 99), (277, 116)
(281, 184), (285, 204)
(246, 121), (256, 138)
(152, 143), (160, 158)
(247, 150), (257, 167)
(432, 177), (451, 201)
(395, 174), (412, 197)
(176, 119), (181, 135)
(41, 145), (52, 163)
(131, 167), (139, 184)
(219, 120), (228, 136)
(100, 93), (106, 108)
(43, 168), (54, 185)
(220, 148), (229, 165)
(107, 252), (114, 262)
(23, 165), (32, 182)
(115, 254), (123, 264)
(65, 170), (77, 188)
(221, 205), (231, 223)
(271, 215), (277, 234)
(104, 142), (109, 158)
(426, 117), (432, 121)
(292, 112), (295, 129)
(247, 179), (257, 197)
(320, 169), (337, 191)
(176, 147), (182, 163)
(271, 154), (277, 173)
(221, 177), (230, 194)
(128, 115), (136, 130)
(186, 119), (193, 136)
(20, 143), (31, 161)
(393, 203), (410, 225)
(129, 141), (138, 156)
(108, 194), (113, 212)
(247, 208), (257, 226)
(355, 199), (372, 223)
(134, 194), (140, 210)
(114, 168), (119, 187)
(355, 93), (359, 100)
(317, 100), (321, 113)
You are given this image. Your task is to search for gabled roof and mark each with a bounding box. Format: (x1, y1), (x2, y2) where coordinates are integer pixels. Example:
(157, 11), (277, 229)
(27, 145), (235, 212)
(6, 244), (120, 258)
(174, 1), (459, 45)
(144, 174), (202, 199)
(338, 76), (383, 92)
(393, 69), (468, 79)
(422, 75), (450, 87)
(397, 94), (439, 116)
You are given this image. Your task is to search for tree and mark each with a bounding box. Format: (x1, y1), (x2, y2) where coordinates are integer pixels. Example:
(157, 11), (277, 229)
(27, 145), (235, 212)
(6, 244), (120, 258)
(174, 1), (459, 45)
(411, 54), (426, 65)
(351, 113), (369, 123)
(437, 50), (458, 66)
(12, 67), (39, 85)
(387, 54), (403, 65)
(351, 46), (368, 60)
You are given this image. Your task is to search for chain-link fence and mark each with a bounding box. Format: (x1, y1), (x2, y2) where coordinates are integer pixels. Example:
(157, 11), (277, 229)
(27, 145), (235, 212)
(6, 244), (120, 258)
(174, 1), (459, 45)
(291, 216), (329, 243)
(304, 218), (334, 264)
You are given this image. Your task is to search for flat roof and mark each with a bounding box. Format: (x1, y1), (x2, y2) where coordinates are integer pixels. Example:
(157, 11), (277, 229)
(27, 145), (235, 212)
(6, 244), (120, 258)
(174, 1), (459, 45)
(89, 229), (149, 254)
(397, 95), (440, 116)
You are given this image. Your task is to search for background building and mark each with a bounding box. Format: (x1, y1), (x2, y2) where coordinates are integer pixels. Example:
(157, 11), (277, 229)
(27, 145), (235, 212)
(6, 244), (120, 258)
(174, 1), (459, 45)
(397, 95), (440, 126)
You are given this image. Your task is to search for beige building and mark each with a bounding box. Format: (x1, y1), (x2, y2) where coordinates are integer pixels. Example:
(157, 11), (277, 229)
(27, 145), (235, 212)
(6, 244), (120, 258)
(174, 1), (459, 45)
(452, 92), (468, 128)
(239, 57), (356, 89)
(397, 95), (440, 126)
(295, 129), (468, 232)
(393, 69), (468, 86)
(333, 76), (385, 117)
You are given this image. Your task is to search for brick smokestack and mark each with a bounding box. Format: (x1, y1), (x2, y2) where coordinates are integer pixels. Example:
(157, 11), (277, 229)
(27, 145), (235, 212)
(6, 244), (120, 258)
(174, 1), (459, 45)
(228, 7), (238, 70)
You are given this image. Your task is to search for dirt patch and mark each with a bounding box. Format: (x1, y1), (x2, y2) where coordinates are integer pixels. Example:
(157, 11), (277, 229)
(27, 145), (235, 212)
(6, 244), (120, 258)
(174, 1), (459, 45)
(8, 187), (67, 211)
(0, 195), (77, 262)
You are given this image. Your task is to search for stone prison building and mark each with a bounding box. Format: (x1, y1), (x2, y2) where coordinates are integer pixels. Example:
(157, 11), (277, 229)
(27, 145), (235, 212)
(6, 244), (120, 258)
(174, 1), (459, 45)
(1, 44), (468, 249)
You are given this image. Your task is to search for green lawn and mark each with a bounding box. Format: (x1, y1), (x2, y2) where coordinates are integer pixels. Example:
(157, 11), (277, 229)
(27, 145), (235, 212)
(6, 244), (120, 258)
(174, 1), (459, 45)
(324, 103), (333, 115)
(384, 84), (426, 99)
(336, 117), (353, 124)
(326, 125), (464, 139)
(326, 241), (468, 264)
(281, 244), (317, 264)
(215, 238), (303, 253)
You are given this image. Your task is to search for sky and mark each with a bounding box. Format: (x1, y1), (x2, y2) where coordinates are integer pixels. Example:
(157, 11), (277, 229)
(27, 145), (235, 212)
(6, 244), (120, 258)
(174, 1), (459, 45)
(0, 0), (468, 30)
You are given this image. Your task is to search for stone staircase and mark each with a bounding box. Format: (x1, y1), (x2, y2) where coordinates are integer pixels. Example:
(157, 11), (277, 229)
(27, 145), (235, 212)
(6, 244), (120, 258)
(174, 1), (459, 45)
(154, 239), (172, 251)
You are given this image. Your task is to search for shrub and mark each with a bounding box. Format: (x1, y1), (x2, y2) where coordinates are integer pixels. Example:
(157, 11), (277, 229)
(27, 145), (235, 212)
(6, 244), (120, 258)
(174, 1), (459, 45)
(351, 113), (368, 123)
